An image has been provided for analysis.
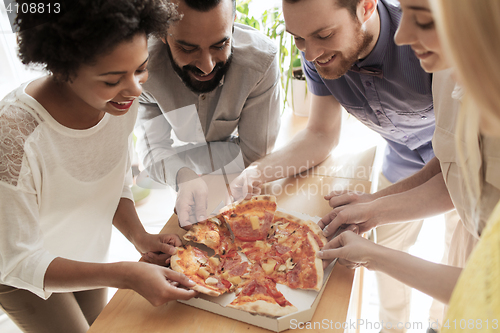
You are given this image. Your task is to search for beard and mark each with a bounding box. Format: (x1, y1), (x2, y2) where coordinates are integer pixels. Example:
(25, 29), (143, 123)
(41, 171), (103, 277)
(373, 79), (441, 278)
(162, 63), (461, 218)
(166, 44), (233, 94)
(314, 25), (374, 80)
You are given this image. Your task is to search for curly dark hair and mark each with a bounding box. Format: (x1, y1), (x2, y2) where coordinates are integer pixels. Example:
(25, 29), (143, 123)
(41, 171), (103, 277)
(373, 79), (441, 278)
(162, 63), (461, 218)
(15, 0), (179, 81)
(183, 0), (235, 15)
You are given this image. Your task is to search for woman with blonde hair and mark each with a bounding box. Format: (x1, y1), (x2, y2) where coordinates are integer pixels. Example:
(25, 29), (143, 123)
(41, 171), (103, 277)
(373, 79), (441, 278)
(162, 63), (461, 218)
(318, 0), (500, 329)
(431, 0), (500, 329)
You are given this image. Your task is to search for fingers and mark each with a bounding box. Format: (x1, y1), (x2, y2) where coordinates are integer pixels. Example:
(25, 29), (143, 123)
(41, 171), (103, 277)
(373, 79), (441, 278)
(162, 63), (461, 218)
(164, 268), (196, 288)
(318, 209), (337, 230)
(194, 191), (208, 223)
(320, 209), (347, 238)
(317, 248), (342, 261)
(320, 232), (345, 251)
(160, 284), (197, 303)
(142, 252), (172, 266)
(327, 192), (358, 208)
(324, 190), (348, 200)
(168, 234), (183, 247)
(157, 243), (177, 256)
(176, 202), (191, 228)
(344, 224), (360, 235)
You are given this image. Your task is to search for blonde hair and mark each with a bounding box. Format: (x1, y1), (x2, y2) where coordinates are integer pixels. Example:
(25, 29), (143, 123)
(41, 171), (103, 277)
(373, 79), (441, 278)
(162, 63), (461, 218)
(432, 0), (500, 226)
(432, 0), (500, 126)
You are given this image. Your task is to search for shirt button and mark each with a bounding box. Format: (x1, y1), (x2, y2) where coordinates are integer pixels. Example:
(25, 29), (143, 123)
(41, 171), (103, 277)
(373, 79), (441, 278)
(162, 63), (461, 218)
(365, 81), (371, 87)
(200, 94), (206, 100)
(403, 135), (408, 140)
(390, 129), (396, 133)
(376, 110), (382, 115)
(421, 115), (427, 120)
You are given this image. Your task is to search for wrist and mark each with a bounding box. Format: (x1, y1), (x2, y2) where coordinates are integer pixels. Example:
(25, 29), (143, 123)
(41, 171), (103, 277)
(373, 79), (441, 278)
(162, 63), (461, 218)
(364, 243), (386, 271)
(112, 262), (137, 290)
(130, 231), (151, 253)
(248, 163), (265, 184)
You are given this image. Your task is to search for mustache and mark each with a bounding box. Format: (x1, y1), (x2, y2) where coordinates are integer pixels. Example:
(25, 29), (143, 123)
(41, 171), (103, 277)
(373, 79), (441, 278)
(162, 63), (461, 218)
(182, 62), (225, 75)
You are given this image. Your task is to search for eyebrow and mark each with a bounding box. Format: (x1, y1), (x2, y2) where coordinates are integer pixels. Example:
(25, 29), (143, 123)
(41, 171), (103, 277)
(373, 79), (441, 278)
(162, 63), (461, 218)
(176, 36), (230, 48)
(407, 6), (431, 12)
(98, 57), (149, 76)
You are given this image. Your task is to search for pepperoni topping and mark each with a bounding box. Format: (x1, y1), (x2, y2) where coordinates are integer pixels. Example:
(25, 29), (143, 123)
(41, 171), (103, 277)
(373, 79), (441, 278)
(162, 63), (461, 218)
(222, 257), (241, 271)
(241, 280), (257, 296)
(287, 264), (301, 289)
(273, 244), (291, 255)
(220, 279), (231, 289)
(229, 262), (249, 276)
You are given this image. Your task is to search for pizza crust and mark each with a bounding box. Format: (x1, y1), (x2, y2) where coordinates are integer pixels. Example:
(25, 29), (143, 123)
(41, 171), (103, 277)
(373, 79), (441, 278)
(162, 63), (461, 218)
(306, 232), (324, 291)
(220, 195), (277, 214)
(228, 299), (298, 317)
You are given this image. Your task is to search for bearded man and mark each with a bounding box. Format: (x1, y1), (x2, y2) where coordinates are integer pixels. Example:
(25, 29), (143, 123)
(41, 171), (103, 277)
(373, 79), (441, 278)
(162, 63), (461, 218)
(231, 1), (435, 332)
(134, 0), (280, 228)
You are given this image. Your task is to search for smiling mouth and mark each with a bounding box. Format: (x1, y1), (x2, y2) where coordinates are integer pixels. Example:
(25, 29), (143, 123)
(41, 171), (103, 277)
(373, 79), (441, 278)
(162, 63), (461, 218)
(190, 70), (217, 82)
(315, 54), (336, 66)
(413, 49), (433, 58)
(109, 100), (134, 110)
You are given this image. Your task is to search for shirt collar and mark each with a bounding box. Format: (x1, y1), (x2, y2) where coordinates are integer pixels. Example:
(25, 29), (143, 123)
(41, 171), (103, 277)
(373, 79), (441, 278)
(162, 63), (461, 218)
(355, 0), (391, 68)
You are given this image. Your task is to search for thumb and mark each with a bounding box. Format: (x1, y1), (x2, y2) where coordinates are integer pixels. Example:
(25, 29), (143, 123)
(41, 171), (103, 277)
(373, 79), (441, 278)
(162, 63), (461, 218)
(317, 247), (344, 261)
(194, 192), (207, 222)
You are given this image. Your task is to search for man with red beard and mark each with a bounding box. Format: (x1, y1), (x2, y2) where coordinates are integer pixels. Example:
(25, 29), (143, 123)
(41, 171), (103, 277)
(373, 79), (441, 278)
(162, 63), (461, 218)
(134, 0), (280, 229)
(232, 0), (435, 332)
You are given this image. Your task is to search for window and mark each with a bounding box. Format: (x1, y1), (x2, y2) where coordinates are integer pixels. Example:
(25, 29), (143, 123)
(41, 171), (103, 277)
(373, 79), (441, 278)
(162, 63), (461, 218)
(0, 3), (44, 99)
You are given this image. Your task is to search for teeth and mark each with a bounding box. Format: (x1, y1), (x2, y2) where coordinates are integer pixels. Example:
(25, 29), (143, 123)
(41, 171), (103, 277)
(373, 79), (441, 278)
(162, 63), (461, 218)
(317, 55), (334, 64)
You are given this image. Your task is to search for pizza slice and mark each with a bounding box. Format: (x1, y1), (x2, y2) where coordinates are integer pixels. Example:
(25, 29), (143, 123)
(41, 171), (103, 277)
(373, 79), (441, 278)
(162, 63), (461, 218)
(274, 232), (324, 291)
(264, 213), (325, 291)
(171, 245), (233, 296)
(221, 195), (277, 242)
(183, 214), (239, 256)
(228, 277), (298, 317)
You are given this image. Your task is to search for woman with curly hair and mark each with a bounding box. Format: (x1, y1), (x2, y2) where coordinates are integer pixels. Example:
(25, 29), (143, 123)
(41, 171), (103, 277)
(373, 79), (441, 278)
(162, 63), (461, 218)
(0, 1), (196, 332)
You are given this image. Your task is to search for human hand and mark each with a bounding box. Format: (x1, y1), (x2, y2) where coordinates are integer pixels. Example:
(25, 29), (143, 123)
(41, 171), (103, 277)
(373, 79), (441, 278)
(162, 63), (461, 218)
(324, 190), (374, 208)
(176, 174), (208, 228)
(138, 234), (183, 266)
(125, 262), (197, 306)
(319, 191), (380, 238)
(230, 165), (263, 201)
(317, 231), (379, 270)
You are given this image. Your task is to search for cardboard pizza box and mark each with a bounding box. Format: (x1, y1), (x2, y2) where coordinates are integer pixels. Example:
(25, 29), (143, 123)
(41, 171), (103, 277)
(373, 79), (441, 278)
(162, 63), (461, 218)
(178, 260), (335, 332)
(178, 209), (334, 332)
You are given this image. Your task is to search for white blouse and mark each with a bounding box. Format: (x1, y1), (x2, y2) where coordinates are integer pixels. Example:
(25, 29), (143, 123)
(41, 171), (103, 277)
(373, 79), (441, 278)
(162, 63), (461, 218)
(0, 82), (135, 298)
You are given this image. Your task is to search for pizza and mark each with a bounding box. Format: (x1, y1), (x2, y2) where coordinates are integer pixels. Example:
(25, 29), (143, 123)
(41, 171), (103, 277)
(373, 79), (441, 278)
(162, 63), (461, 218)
(220, 195), (277, 242)
(170, 195), (326, 318)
